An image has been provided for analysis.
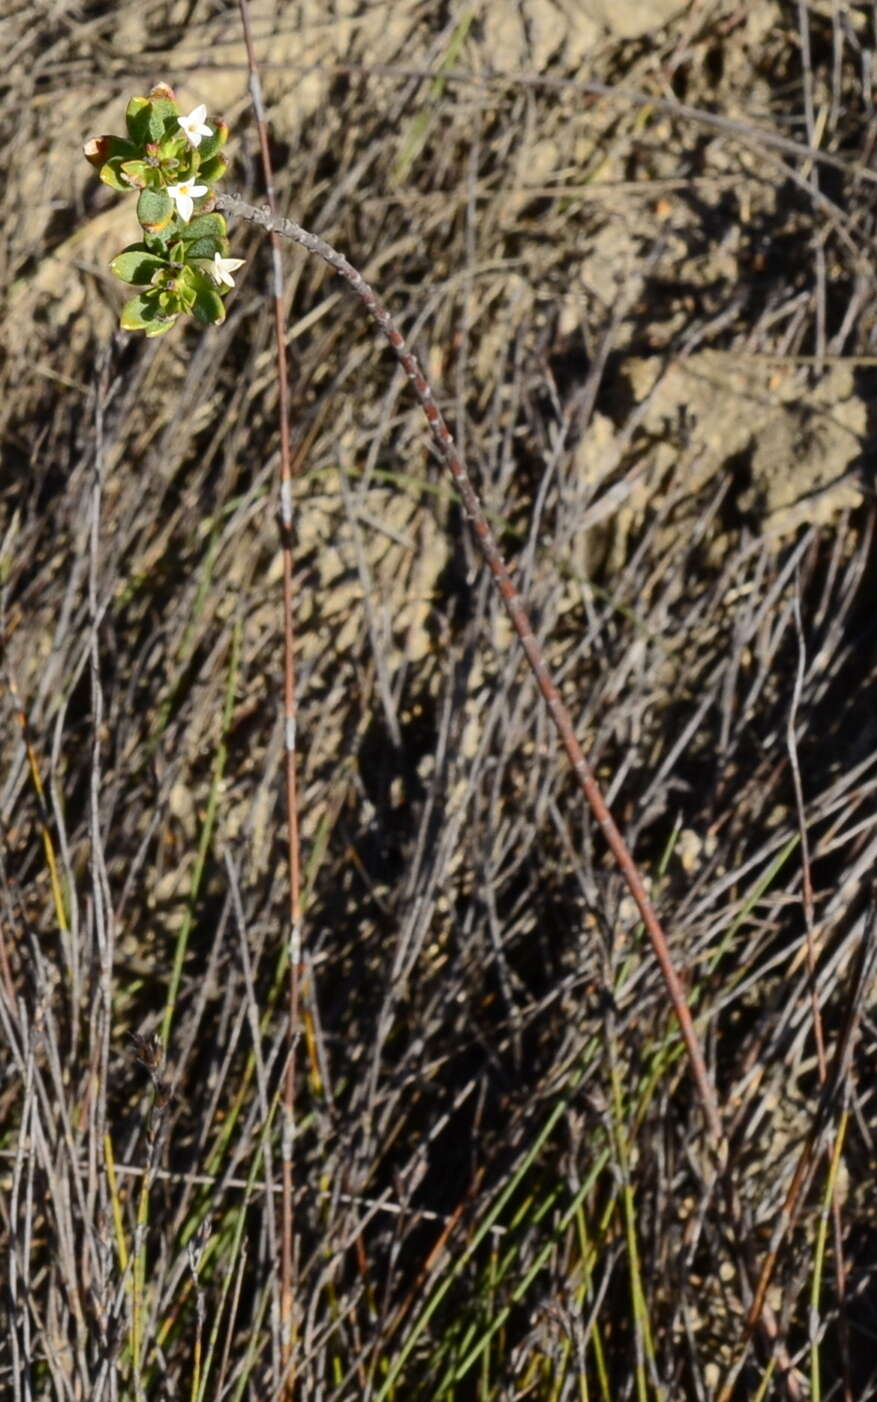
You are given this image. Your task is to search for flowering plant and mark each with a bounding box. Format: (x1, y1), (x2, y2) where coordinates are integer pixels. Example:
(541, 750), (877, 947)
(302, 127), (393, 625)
(84, 83), (244, 337)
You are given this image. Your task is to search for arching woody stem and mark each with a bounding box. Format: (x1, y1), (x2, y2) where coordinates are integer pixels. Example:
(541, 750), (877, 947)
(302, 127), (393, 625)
(216, 191), (725, 1150)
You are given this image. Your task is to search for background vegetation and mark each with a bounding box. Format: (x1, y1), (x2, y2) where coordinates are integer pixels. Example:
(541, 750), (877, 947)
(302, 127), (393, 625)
(4, 2), (877, 1398)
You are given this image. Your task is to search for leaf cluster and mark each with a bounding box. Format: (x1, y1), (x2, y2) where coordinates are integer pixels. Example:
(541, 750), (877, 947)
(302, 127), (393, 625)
(84, 82), (238, 336)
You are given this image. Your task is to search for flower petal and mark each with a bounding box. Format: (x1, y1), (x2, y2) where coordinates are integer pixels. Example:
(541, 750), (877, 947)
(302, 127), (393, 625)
(166, 180), (206, 223)
(178, 104), (213, 148)
(211, 253), (246, 287)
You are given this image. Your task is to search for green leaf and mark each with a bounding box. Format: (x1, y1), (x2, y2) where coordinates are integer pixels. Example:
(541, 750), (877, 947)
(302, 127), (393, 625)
(125, 97), (152, 145)
(83, 135), (142, 191)
(120, 290), (163, 327)
(104, 159), (141, 192)
(156, 287), (186, 317)
(137, 187), (174, 234)
(178, 213), (228, 261)
(173, 262), (198, 291)
(119, 290), (180, 337)
(198, 154), (227, 185)
(191, 282), (226, 326)
(143, 227), (175, 256)
(183, 237), (224, 261)
(145, 318), (178, 338)
(84, 133), (139, 170)
(110, 246), (171, 286)
(148, 97), (184, 143)
(196, 121), (228, 162)
(126, 93), (181, 146)
(180, 213), (227, 244)
(118, 159), (156, 190)
(157, 136), (184, 162)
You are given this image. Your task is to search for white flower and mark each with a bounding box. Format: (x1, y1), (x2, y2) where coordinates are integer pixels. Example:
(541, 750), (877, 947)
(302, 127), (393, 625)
(166, 180), (208, 223)
(204, 253), (246, 288)
(177, 104), (212, 149)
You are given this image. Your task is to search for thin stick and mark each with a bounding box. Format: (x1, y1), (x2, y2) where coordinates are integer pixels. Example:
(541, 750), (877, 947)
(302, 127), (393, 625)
(216, 190), (725, 1150)
(233, 10), (303, 1395)
(788, 578), (852, 1401)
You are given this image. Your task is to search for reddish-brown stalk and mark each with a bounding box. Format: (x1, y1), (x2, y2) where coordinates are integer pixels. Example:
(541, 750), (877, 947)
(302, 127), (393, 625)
(215, 189), (725, 1153)
(235, 7), (302, 1396)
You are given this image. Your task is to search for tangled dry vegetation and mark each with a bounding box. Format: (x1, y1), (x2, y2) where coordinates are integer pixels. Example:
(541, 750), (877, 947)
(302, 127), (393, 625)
(4, 1), (877, 1398)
